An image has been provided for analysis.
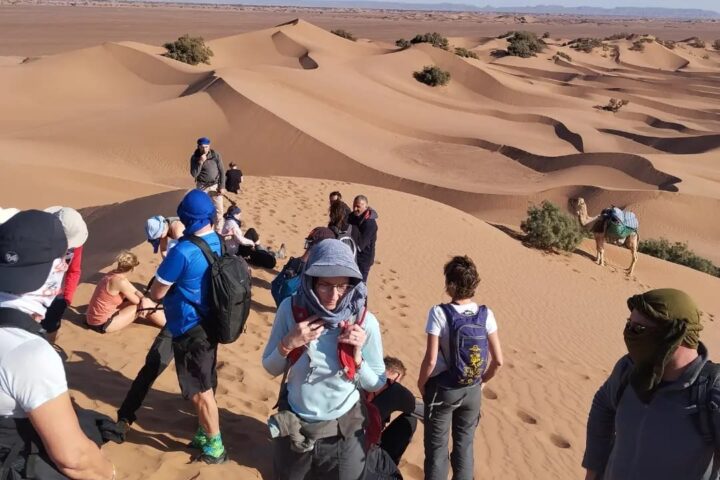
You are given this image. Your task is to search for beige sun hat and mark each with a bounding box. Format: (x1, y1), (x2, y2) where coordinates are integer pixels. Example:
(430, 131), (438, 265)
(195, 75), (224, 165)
(44, 206), (88, 249)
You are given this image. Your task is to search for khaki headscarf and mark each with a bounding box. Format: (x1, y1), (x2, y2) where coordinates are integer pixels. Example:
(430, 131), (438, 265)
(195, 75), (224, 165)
(625, 288), (703, 403)
(627, 288), (703, 348)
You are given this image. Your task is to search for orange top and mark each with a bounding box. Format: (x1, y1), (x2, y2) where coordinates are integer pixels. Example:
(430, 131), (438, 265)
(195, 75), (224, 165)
(86, 273), (124, 326)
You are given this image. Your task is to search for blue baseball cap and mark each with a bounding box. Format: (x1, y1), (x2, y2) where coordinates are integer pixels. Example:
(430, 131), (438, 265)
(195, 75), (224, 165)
(197, 137), (211, 146)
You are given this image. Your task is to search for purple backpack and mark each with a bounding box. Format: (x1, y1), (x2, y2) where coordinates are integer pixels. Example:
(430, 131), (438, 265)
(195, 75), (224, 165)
(438, 303), (489, 388)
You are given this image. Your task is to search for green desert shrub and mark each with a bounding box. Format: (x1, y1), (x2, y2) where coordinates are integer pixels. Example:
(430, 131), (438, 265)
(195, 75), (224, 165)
(629, 40), (645, 52)
(639, 238), (720, 277)
(410, 32), (449, 50)
(658, 39), (676, 49)
(506, 31), (545, 58)
(687, 37), (706, 48)
(605, 33), (630, 41)
(553, 51), (572, 62)
(163, 34), (214, 65)
(454, 47), (479, 59)
(396, 38), (412, 49)
(713, 39), (720, 51)
(520, 201), (585, 252)
(542, 31), (551, 39)
(568, 37), (604, 53)
(331, 29), (356, 41)
(413, 65), (451, 86)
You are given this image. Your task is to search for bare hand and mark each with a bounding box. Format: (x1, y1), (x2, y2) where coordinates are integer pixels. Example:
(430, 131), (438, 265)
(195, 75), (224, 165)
(199, 154), (207, 163)
(338, 322), (367, 364)
(284, 316), (325, 350)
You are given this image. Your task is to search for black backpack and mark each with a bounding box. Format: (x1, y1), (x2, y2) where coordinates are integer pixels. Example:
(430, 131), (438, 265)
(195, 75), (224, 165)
(186, 235), (252, 344)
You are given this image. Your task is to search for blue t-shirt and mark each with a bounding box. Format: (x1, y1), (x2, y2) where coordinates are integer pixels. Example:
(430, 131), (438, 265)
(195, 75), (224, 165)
(155, 231), (221, 337)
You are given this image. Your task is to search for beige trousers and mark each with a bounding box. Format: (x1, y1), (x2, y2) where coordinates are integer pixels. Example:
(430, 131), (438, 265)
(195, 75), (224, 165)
(198, 184), (224, 232)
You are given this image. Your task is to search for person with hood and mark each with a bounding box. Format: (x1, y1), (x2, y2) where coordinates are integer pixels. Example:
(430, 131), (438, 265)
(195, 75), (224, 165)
(149, 189), (226, 464)
(583, 288), (720, 480)
(262, 239), (387, 480)
(40, 206), (89, 343)
(190, 137), (226, 232)
(0, 210), (115, 479)
(348, 195), (378, 283)
(270, 227), (336, 307)
(145, 215), (184, 258)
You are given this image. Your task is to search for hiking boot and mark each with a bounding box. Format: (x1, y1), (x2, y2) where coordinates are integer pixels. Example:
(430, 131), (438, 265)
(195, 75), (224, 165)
(194, 451), (228, 465)
(276, 243), (286, 260)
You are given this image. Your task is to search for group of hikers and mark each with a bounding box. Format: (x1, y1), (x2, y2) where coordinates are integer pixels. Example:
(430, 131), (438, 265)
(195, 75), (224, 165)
(0, 136), (718, 480)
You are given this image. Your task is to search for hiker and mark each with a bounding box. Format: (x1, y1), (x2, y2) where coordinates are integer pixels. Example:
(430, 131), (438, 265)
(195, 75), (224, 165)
(221, 205), (285, 268)
(41, 206), (89, 343)
(190, 137), (225, 232)
(328, 200), (360, 259)
(149, 189), (226, 464)
(418, 255), (504, 480)
(270, 226), (335, 307)
(225, 162), (243, 194)
(369, 356), (418, 466)
(583, 288), (720, 480)
(348, 195), (378, 283)
(145, 215), (184, 258)
(329, 191), (351, 218)
(86, 250), (165, 333)
(262, 239), (387, 480)
(0, 210), (115, 479)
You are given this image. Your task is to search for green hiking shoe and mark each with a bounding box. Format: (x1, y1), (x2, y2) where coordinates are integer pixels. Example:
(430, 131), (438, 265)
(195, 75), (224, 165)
(188, 427), (209, 450)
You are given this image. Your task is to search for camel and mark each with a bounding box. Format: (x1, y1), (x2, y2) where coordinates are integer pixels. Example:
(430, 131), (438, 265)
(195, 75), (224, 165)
(570, 197), (639, 276)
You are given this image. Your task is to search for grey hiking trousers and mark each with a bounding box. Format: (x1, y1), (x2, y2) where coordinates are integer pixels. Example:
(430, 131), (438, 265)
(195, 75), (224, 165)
(423, 375), (482, 480)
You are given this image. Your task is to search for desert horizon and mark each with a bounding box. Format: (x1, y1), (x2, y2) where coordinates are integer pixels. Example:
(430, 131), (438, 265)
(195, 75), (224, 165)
(0, 4), (719, 479)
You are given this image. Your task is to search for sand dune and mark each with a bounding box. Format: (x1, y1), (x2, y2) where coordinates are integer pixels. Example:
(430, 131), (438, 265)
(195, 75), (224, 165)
(1, 12), (720, 479)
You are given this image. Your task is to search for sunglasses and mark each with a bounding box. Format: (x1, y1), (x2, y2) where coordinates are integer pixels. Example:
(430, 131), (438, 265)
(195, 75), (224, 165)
(625, 319), (653, 334)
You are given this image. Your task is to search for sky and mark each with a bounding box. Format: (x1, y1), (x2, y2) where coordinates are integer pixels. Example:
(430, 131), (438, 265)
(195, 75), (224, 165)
(478, 1), (718, 9)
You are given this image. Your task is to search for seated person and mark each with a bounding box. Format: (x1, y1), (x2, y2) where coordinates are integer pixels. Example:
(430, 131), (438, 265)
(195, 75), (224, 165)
(369, 356), (419, 465)
(145, 215), (184, 258)
(221, 206), (285, 266)
(86, 251), (165, 333)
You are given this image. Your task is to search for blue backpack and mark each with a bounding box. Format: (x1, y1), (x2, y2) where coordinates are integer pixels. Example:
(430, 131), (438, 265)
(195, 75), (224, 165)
(438, 304), (489, 388)
(271, 257), (304, 307)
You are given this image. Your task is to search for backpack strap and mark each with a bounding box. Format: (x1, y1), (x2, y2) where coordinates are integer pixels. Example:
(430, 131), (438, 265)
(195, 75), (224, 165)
(0, 308), (45, 337)
(185, 234), (222, 263)
(692, 361), (720, 446)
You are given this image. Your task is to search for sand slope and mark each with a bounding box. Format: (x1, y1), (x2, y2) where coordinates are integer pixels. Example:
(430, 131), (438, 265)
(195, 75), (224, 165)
(0, 16), (719, 480)
(44, 177), (720, 479)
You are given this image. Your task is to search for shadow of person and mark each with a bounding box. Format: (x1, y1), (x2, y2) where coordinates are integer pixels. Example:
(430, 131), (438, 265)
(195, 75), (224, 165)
(251, 277), (272, 291)
(251, 299), (276, 314)
(64, 350), (273, 475)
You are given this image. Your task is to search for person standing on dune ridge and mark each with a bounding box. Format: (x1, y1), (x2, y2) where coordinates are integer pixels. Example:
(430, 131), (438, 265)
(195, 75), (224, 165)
(190, 137), (225, 233)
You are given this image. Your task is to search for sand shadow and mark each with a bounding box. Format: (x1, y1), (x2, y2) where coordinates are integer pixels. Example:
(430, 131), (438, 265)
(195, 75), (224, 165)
(251, 299), (277, 314)
(64, 350), (273, 475)
(252, 277), (272, 291)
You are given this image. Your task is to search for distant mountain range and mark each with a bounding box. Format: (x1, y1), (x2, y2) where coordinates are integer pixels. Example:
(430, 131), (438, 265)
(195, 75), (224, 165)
(168, 0), (720, 18)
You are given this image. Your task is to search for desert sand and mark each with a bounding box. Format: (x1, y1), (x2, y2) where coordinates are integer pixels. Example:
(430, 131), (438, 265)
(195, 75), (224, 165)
(0, 5), (719, 479)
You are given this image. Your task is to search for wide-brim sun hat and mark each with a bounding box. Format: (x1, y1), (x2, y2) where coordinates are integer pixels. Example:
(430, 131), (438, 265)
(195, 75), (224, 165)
(44, 206), (88, 249)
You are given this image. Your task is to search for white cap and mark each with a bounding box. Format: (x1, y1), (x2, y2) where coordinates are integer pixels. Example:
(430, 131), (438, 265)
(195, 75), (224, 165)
(44, 206), (88, 249)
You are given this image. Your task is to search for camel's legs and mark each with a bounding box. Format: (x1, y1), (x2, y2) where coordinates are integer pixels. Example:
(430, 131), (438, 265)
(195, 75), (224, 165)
(626, 234), (638, 275)
(595, 233), (605, 266)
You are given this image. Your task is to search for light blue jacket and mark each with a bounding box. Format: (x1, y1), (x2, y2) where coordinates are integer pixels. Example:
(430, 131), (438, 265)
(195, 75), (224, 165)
(262, 297), (386, 422)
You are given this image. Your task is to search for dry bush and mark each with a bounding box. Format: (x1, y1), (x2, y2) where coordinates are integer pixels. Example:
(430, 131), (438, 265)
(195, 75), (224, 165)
(413, 66), (451, 86)
(163, 35), (213, 65)
(331, 29), (356, 41)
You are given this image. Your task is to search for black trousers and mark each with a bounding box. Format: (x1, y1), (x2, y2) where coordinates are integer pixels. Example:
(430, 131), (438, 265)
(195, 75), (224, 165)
(372, 382), (418, 465)
(117, 327), (173, 423)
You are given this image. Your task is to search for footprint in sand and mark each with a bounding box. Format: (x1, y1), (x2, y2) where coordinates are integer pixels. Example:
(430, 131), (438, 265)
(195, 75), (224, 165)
(517, 409), (538, 425)
(483, 387), (499, 400)
(550, 434), (571, 449)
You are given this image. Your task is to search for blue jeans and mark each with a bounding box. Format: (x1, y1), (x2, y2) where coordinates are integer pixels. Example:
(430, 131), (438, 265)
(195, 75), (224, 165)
(423, 376), (482, 480)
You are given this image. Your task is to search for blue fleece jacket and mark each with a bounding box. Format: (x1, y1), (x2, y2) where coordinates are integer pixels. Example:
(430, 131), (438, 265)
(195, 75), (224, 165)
(262, 297), (386, 422)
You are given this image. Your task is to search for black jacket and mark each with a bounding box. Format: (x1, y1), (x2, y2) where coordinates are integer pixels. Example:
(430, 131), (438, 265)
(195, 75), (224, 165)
(225, 169), (243, 193)
(348, 208), (378, 269)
